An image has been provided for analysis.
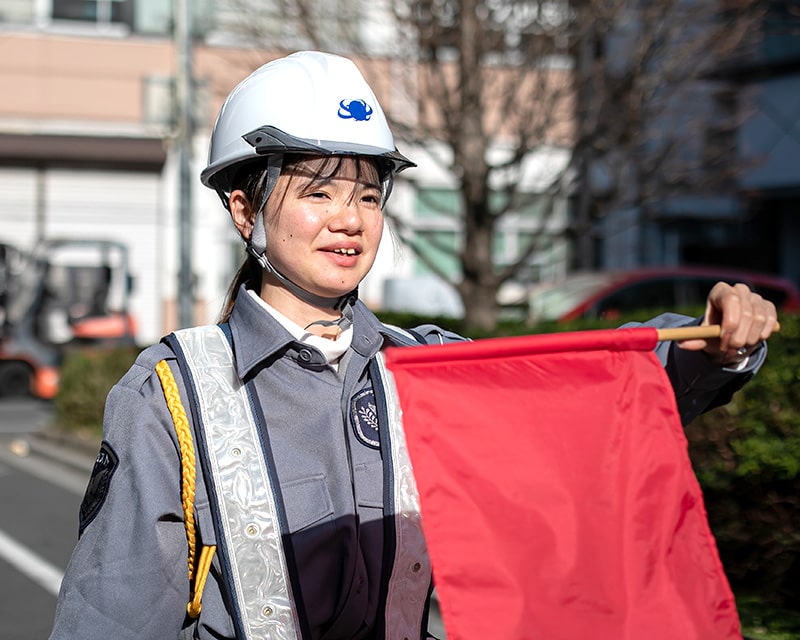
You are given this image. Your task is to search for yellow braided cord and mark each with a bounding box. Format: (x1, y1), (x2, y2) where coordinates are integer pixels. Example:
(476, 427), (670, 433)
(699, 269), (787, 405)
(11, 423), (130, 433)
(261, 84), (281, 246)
(154, 360), (198, 582)
(187, 545), (217, 617)
(155, 359), (217, 620)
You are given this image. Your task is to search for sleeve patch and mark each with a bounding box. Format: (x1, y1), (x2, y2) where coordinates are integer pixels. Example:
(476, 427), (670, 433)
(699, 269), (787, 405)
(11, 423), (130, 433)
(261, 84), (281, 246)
(351, 388), (380, 449)
(78, 441), (119, 536)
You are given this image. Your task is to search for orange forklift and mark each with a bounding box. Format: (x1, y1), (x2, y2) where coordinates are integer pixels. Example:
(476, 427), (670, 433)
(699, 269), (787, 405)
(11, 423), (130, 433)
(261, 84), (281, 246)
(0, 239), (136, 398)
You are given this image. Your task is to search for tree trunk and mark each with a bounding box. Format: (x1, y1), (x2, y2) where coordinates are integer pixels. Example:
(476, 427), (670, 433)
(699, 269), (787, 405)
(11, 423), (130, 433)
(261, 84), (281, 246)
(459, 217), (499, 333)
(454, 0), (499, 333)
(460, 277), (501, 333)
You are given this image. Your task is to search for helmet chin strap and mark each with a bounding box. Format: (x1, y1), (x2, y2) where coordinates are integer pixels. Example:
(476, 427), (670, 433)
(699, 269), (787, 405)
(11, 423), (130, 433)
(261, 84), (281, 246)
(247, 244), (357, 312)
(245, 155), (358, 313)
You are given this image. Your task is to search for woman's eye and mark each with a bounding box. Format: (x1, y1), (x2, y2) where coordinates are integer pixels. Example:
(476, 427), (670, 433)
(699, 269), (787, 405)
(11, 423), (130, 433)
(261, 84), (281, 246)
(362, 193), (381, 205)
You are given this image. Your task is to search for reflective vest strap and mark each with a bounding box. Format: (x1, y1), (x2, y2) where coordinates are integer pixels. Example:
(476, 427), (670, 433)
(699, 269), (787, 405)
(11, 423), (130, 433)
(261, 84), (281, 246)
(172, 326), (301, 640)
(374, 352), (433, 640)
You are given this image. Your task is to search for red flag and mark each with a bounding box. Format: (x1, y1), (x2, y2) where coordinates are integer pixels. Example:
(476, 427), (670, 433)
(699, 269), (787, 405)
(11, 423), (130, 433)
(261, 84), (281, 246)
(384, 327), (740, 640)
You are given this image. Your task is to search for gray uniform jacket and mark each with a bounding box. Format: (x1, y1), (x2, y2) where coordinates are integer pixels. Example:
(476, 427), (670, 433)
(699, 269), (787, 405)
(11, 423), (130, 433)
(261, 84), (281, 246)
(49, 287), (765, 640)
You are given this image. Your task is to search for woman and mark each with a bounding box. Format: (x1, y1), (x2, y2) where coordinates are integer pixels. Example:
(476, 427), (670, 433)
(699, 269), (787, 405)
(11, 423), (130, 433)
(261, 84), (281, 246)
(49, 51), (777, 640)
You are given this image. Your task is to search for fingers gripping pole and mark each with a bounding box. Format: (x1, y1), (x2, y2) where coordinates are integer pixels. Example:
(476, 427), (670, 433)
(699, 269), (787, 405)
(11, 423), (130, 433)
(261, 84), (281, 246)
(155, 359), (216, 618)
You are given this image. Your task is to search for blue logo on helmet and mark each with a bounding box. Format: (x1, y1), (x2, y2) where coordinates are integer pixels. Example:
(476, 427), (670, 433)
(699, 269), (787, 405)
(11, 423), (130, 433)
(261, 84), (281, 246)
(338, 99), (373, 122)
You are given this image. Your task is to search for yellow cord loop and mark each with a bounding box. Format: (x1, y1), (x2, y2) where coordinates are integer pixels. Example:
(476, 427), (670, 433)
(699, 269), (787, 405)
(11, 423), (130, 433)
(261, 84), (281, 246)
(187, 544), (217, 617)
(155, 359), (216, 619)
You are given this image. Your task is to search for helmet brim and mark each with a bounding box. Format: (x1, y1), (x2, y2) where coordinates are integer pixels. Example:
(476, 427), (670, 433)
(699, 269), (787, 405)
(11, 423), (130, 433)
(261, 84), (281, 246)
(202, 125), (415, 191)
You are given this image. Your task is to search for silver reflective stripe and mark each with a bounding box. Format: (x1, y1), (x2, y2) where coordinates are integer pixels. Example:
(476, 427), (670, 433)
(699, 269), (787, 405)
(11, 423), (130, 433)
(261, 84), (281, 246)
(374, 352), (433, 640)
(174, 326), (301, 640)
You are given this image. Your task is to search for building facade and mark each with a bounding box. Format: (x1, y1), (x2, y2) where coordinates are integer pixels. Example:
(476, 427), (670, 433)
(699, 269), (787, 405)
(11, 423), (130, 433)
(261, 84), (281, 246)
(0, 1), (570, 343)
(599, 1), (800, 289)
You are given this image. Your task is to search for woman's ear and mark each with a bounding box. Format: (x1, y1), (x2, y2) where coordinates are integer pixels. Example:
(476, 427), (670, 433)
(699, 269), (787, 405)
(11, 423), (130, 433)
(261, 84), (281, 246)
(229, 190), (254, 240)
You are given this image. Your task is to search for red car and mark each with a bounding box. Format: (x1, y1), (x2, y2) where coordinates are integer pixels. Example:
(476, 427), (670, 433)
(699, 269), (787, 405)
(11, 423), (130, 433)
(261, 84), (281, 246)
(528, 267), (800, 323)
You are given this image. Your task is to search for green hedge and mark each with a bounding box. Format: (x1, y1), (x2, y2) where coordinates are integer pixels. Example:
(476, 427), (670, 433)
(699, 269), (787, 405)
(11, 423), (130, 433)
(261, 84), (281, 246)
(684, 316), (800, 606)
(54, 345), (142, 433)
(56, 311), (800, 609)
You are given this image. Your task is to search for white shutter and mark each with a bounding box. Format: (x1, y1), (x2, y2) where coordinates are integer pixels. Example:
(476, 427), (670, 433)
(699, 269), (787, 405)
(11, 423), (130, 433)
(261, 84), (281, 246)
(46, 169), (164, 344)
(0, 167), (40, 248)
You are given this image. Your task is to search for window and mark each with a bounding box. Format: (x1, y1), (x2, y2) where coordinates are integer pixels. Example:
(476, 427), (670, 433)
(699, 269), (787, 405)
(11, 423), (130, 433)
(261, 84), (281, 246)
(762, 0), (800, 63)
(52, 0), (133, 27)
(0, 0), (198, 35)
(0, 0), (34, 23)
(211, 0), (361, 50)
(412, 187), (563, 282)
(750, 284), (788, 309)
(590, 279), (676, 319)
(679, 277), (723, 309)
(415, 187), (460, 219)
(413, 230), (459, 278)
(133, 0), (173, 35)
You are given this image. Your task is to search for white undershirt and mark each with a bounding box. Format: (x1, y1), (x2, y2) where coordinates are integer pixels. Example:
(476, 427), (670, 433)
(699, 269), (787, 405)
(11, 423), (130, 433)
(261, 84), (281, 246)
(247, 290), (352, 368)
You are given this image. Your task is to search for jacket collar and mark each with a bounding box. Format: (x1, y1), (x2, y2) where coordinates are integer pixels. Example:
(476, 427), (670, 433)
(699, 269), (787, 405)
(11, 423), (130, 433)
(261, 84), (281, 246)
(227, 285), (413, 379)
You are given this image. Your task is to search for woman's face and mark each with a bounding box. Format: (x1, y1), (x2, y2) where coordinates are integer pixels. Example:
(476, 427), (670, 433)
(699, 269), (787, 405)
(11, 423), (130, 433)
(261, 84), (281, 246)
(260, 156), (385, 302)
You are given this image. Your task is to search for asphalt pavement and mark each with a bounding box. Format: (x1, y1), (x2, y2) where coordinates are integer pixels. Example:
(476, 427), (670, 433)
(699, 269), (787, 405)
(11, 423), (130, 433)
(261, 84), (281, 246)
(0, 397), (96, 639)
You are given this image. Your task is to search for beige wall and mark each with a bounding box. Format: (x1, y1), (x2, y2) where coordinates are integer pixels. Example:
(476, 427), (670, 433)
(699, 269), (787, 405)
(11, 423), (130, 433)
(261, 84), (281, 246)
(0, 33), (284, 129)
(0, 33), (175, 122)
(0, 34), (452, 138)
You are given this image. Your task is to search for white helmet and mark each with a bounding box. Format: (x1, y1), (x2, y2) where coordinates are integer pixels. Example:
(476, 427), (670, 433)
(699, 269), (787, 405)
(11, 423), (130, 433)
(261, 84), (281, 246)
(201, 50), (414, 196)
(203, 51), (414, 310)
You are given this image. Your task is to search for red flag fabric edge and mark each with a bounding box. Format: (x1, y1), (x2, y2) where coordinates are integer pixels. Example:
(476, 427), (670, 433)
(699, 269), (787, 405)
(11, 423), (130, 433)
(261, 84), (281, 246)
(384, 328), (741, 640)
(386, 326), (659, 366)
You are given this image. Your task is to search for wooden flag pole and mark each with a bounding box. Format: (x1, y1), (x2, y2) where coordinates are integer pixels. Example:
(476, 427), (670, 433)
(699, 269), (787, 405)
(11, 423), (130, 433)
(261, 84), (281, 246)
(656, 322), (781, 342)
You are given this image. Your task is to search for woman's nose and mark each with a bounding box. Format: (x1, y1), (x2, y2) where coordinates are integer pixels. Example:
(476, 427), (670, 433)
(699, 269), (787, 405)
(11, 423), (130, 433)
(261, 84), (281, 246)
(328, 201), (363, 232)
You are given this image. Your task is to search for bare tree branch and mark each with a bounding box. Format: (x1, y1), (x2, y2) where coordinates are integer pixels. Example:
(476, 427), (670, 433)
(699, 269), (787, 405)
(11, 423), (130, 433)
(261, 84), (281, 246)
(215, 0), (765, 331)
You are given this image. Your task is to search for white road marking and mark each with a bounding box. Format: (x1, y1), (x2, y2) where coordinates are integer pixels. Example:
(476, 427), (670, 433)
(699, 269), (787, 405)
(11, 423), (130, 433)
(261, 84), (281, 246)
(0, 528), (63, 596)
(0, 442), (90, 496)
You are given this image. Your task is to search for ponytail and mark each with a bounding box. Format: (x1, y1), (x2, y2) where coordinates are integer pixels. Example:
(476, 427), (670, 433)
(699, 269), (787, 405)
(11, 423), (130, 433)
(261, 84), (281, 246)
(218, 253), (261, 323)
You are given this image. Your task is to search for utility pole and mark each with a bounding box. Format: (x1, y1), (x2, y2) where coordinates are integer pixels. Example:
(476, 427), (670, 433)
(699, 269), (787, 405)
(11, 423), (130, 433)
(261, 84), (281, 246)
(175, 0), (194, 328)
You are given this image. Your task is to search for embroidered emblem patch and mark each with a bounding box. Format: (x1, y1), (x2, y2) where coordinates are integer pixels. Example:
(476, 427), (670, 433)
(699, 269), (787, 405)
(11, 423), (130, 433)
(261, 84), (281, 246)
(79, 441), (119, 536)
(351, 388), (380, 449)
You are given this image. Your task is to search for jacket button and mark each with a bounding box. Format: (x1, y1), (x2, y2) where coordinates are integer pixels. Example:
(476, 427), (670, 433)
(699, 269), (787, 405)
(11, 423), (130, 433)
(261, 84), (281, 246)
(298, 349), (312, 362)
